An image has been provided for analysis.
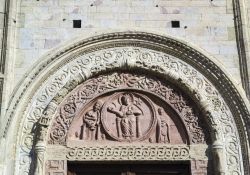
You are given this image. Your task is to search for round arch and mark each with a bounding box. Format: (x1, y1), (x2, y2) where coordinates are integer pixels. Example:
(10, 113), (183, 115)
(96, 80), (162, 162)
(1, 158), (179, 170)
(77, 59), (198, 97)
(1, 31), (249, 175)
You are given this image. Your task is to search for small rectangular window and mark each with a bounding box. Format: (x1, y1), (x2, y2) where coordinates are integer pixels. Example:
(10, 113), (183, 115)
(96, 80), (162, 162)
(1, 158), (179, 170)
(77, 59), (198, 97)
(171, 21), (180, 28)
(73, 20), (81, 28)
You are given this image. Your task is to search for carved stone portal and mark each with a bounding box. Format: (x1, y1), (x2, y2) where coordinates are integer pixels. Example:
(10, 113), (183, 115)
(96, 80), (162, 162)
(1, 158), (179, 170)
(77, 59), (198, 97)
(46, 71), (212, 173)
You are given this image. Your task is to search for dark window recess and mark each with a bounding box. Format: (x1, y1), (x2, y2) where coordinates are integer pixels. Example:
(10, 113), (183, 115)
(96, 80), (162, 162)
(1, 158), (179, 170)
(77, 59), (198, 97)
(73, 20), (81, 28)
(171, 21), (180, 28)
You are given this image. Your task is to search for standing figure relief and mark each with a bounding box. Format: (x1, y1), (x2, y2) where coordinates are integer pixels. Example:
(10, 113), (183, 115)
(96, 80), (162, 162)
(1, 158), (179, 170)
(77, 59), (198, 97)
(157, 108), (170, 143)
(80, 100), (103, 140)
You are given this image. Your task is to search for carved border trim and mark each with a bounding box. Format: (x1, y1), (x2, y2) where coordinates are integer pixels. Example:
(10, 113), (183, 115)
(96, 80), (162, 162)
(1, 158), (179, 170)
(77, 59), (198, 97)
(45, 144), (208, 161)
(1, 34), (247, 174)
(16, 46), (243, 175)
(66, 145), (190, 161)
(3, 32), (249, 143)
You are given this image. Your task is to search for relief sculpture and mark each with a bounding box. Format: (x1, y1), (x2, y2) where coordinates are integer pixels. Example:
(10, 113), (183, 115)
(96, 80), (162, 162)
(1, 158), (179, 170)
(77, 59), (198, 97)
(66, 145), (190, 160)
(102, 92), (156, 142)
(80, 100), (103, 140)
(107, 94), (142, 140)
(157, 108), (170, 143)
(67, 91), (189, 144)
(51, 72), (208, 145)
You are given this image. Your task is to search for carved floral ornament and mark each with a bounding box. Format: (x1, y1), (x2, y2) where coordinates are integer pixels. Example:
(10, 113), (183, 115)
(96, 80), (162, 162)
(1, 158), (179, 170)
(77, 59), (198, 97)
(3, 32), (248, 175)
(19, 47), (243, 175)
(49, 72), (208, 145)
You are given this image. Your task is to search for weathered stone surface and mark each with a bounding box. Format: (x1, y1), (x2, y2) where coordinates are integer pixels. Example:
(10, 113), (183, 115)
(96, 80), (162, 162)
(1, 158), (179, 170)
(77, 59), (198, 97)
(0, 0), (250, 172)
(45, 160), (66, 175)
(6, 0), (244, 86)
(50, 72), (208, 145)
(8, 44), (245, 175)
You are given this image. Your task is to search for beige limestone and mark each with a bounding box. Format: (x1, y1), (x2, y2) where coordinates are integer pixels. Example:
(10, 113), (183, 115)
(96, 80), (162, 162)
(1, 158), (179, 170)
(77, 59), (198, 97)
(0, 0), (250, 175)
(7, 0), (240, 88)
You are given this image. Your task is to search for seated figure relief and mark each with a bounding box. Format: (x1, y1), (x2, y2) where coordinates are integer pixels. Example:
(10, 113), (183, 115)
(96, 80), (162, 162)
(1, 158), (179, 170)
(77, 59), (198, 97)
(102, 92), (156, 142)
(107, 94), (142, 140)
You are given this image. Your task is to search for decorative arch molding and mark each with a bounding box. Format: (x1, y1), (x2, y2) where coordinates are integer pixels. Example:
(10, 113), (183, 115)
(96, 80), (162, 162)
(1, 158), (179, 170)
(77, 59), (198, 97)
(1, 31), (249, 175)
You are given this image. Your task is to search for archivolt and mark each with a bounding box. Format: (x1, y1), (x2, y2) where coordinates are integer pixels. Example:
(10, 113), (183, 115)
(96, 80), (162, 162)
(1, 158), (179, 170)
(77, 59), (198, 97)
(2, 31), (249, 175)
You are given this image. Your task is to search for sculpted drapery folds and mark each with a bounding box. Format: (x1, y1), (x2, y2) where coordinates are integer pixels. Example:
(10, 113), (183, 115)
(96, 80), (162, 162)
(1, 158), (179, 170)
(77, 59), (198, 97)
(80, 100), (103, 140)
(107, 93), (142, 140)
(45, 71), (213, 174)
(157, 107), (170, 143)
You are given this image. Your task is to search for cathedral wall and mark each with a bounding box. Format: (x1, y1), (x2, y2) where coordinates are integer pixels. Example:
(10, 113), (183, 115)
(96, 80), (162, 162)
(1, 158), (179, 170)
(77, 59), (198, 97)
(0, 0), (6, 173)
(245, 0), (250, 88)
(0, 0), (7, 134)
(0, 0), (250, 174)
(0, 0), (4, 54)
(15, 0), (239, 83)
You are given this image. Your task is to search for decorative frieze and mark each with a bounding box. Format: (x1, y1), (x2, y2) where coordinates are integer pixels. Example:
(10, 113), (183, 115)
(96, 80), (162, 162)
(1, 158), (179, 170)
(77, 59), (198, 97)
(46, 144), (208, 161)
(66, 145), (190, 161)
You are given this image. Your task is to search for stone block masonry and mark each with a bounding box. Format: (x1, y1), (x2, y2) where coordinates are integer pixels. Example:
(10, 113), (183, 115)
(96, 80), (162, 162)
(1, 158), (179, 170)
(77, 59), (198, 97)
(14, 0), (241, 86)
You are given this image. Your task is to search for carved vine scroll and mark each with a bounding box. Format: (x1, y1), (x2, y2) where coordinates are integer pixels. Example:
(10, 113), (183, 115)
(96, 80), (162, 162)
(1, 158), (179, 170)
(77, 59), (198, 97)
(16, 44), (244, 175)
(48, 72), (209, 145)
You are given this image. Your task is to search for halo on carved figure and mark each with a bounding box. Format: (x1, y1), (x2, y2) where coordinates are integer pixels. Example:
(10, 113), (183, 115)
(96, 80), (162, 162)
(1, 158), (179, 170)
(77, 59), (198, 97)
(117, 93), (135, 106)
(101, 92), (157, 142)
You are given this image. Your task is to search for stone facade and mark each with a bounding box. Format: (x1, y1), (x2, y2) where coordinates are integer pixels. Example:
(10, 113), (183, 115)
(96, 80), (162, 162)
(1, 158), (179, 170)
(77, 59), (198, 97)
(13, 0), (241, 82)
(0, 0), (249, 175)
